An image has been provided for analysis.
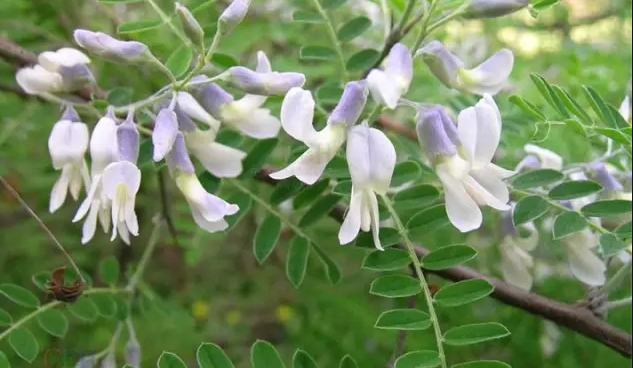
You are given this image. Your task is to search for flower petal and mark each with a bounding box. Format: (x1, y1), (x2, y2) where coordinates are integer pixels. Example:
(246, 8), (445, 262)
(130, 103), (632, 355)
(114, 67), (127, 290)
(228, 108), (280, 139)
(338, 190), (363, 245)
(152, 109), (179, 161)
(524, 144), (563, 171)
(460, 49), (514, 95)
(176, 92), (221, 130)
(50, 171), (70, 213)
(269, 148), (329, 185)
(366, 69), (400, 109)
(194, 142), (246, 178)
(279, 87), (317, 142)
(500, 237), (534, 290)
(470, 166), (510, 205)
(81, 203), (100, 244)
(368, 190), (383, 250)
(457, 99), (500, 166)
(565, 233), (606, 286)
(16, 66), (63, 94)
(191, 206), (230, 233)
(436, 164), (483, 232)
(101, 161), (142, 199)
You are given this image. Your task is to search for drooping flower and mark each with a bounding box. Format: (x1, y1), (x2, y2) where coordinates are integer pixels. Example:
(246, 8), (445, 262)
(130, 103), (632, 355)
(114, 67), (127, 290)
(73, 108), (119, 244)
(270, 80), (368, 184)
(166, 135), (240, 232)
(338, 122), (396, 250)
(417, 40), (514, 95)
(515, 144), (563, 171)
(366, 43), (413, 109)
(416, 95), (514, 232)
(498, 206), (539, 290)
(224, 66), (306, 95)
(218, 0), (251, 35)
(48, 106), (90, 213)
(152, 108), (179, 162)
(189, 75), (281, 138)
(175, 91), (221, 132)
(561, 228), (606, 286)
(16, 48), (92, 95)
(73, 29), (152, 63)
(462, 0), (529, 19)
(175, 2), (204, 46)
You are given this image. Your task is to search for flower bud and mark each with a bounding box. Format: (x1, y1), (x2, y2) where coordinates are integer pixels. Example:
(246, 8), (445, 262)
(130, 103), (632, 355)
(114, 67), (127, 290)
(124, 336), (141, 367)
(117, 111), (140, 164)
(588, 162), (624, 191)
(152, 108), (179, 162)
(175, 2), (204, 46)
(328, 80), (368, 126)
(38, 47), (94, 90)
(225, 66), (305, 95)
(74, 355), (98, 368)
(15, 65), (63, 95)
(416, 106), (460, 160)
(218, 0), (250, 35)
(189, 77), (234, 118)
(166, 133), (195, 174)
(100, 353), (116, 368)
(417, 41), (463, 88)
(463, 0), (530, 19)
(74, 29), (152, 63)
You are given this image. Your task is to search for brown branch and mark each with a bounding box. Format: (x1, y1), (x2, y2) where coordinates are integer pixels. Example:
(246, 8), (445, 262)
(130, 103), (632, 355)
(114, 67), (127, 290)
(376, 114), (417, 141)
(255, 166), (632, 358)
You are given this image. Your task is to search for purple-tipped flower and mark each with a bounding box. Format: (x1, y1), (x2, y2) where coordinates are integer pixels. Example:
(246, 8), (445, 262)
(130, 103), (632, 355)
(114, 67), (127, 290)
(100, 353), (116, 368)
(463, 0), (530, 19)
(366, 43), (413, 109)
(588, 162), (624, 191)
(328, 80), (368, 126)
(498, 205), (539, 291)
(225, 66), (306, 95)
(166, 133), (195, 174)
(16, 48), (92, 95)
(74, 29), (151, 63)
(117, 112), (140, 164)
(218, 0), (251, 34)
(173, 103), (197, 132)
(152, 108), (179, 162)
(190, 78), (234, 118)
(515, 154), (542, 171)
(417, 40), (514, 96)
(175, 2), (204, 46)
(415, 106), (460, 159)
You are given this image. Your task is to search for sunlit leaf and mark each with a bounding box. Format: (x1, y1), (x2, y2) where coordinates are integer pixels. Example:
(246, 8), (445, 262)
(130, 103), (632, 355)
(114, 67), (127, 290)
(370, 275), (421, 298)
(374, 309), (431, 330)
(434, 279), (494, 307)
(443, 323), (511, 346)
(422, 245), (477, 270)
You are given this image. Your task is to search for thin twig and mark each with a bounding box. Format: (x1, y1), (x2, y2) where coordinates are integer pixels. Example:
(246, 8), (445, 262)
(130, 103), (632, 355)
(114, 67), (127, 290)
(0, 174), (85, 282)
(157, 169), (180, 248)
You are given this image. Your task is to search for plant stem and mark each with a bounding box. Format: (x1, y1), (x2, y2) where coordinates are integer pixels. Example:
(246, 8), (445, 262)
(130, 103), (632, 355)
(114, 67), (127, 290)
(309, 0), (348, 81)
(426, 3), (468, 34)
(176, 28), (223, 89)
(380, 194), (446, 367)
(0, 174), (85, 282)
(600, 262), (632, 294)
(606, 296), (632, 310)
(126, 215), (163, 291)
(0, 288), (128, 341)
(396, 0), (418, 31)
(412, 0), (441, 52)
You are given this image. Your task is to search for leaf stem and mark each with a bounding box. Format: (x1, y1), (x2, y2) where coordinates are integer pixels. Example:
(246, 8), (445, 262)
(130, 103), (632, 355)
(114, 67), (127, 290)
(380, 194), (446, 368)
(308, 0), (348, 81)
(412, 0), (441, 52)
(396, 0), (417, 31)
(606, 296), (632, 310)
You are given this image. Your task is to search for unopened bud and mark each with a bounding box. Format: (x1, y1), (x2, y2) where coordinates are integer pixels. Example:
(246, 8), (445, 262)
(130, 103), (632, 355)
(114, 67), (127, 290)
(189, 76), (234, 118)
(462, 0), (529, 19)
(152, 109), (179, 162)
(328, 80), (368, 126)
(74, 29), (152, 63)
(117, 111), (140, 164)
(124, 336), (142, 367)
(175, 3), (204, 47)
(218, 0), (251, 35)
(417, 41), (463, 89)
(100, 353), (116, 368)
(225, 66), (305, 95)
(416, 106), (460, 160)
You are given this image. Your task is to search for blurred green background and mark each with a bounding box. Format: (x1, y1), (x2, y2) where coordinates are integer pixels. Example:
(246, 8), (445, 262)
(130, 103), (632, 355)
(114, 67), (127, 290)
(0, 0), (631, 367)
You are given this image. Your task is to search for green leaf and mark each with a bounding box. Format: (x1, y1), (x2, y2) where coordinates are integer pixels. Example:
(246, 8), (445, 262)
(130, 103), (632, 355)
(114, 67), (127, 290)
(406, 204), (450, 235)
(197, 342), (235, 368)
(316, 84), (343, 105)
(594, 127), (631, 145)
(434, 279), (494, 307)
(443, 323), (511, 346)
(422, 245), (477, 270)
(90, 293), (117, 318)
(0, 284), (39, 308)
(106, 87), (133, 106)
(293, 179), (331, 209)
(508, 95), (546, 120)
(394, 350), (442, 368)
(530, 74), (567, 117)
(338, 355), (357, 368)
(563, 119), (588, 137)
(321, 0), (349, 9)
(165, 45), (193, 78)
(98, 256), (120, 285)
(113, 294), (129, 320)
(393, 184), (440, 211)
(354, 227), (401, 249)
(583, 86), (619, 128)
(553, 87), (593, 124)
(300, 46), (337, 60)
(8, 327), (39, 363)
(370, 275), (422, 298)
(286, 236), (310, 288)
(548, 180), (602, 200)
(251, 340), (285, 368)
(117, 19), (162, 34)
(346, 49), (380, 71)
(512, 195), (549, 225)
(599, 233), (630, 257)
(511, 169), (564, 189)
(35, 309), (68, 337)
(0, 307), (12, 326)
(337, 17), (372, 42)
(312, 243), (341, 284)
(581, 199), (632, 217)
(332, 180), (352, 195)
(210, 53), (239, 68)
(391, 160), (422, 187)
(323, 155), (350, 178)
(451, 361), (511, 368)
(552, 211), (587, 239)
(292, 11), (324, 23)
(31, 272), (49, 292)
(67, 295), (98, 322)
(0, 351), (8, 368)
(225, 192), (252, 228)
(292, 350), (318, 368)
(270, 178), (304, 205)
(374, 309), (431, 330)
(531, 0), (559, 10)
(240, 139), (279, 178)
(253, 215), (282, 263)
(615, 220), (632, 239)
(298, 194), (341, 227)
(362, 249), (410, 271)
(158, 352), (188, 368)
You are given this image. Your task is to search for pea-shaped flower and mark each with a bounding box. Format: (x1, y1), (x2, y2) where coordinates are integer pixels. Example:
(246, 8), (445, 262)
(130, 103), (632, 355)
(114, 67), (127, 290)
(16, 48), (92, 95)
(498, 206), (539, 291)
(73, 29), (152, 63)
(366, 43), (413, 109)
(515, 144), (563, 171)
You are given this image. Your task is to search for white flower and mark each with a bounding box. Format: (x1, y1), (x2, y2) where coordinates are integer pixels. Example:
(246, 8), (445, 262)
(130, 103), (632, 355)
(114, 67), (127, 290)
(619, 95), (631, 122)
(174, 172), (239, 232)
(417, 95), (514, 232)
(16, 65), (64, 95)
(499, 216), (539, 291)
(269, 87), (348, 184)
(16, 48), (92, 95)
(367, 43), (412, 109)
(101, 161), (141, 244)
(38, 47), (91, 71)
(48, 107), (90, 213)
(523, 144), (563, 170)
(184, 128), (246, 178)
(338, 123), (396, 250)
(561, 229), (606, 286)
(176, 91), (221, 132)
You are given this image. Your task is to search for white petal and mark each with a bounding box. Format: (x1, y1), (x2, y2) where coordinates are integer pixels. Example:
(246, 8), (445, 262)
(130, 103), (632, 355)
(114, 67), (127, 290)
(115, 221), (131, 244)
(39, 48), (90, 71)
(279, 87), (317, 142)
(125, 199), (139, 236)
(457, 100), (500, 166)
(255, 51), (272, 73)
(500, 237), (534, 290)
(338, 190), (363, 244)
(48, 121), (89, 169)
(368, 190), (383, 250)
(191, 206), (229, 233)
(234, 94), (267, 111)
(619, 96), (630, 120)
(228, 108), (280, 139)
(345, 126), (372, 188)
(101, 162), (142, 199)
(566, 236), (606, 286)
(487, 163), (516, 179)
(346, 124), (396, 193)
(175, 173), (238, 221)
(366, 69), (399, 109)
(366, 128), (396, 194)
(192, 141), (246, 178)
(98, 207), (111, 234)
(176, 92), (221, 130)
(436, 164), (483, 232)
(68, 166), (83, 200)
(459, 49), (514, 95)
(90, 116), (119, 175)
(463, 174), (510, 211)
(269, 148), (330, 185)
(524, 144), (563, 171)
(470, 167), (510, 206)
(49, 171), (70, 213)
(15, 66), (63, 94)
(73, 175), (101, 222)
(81, 203), (100, 244)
